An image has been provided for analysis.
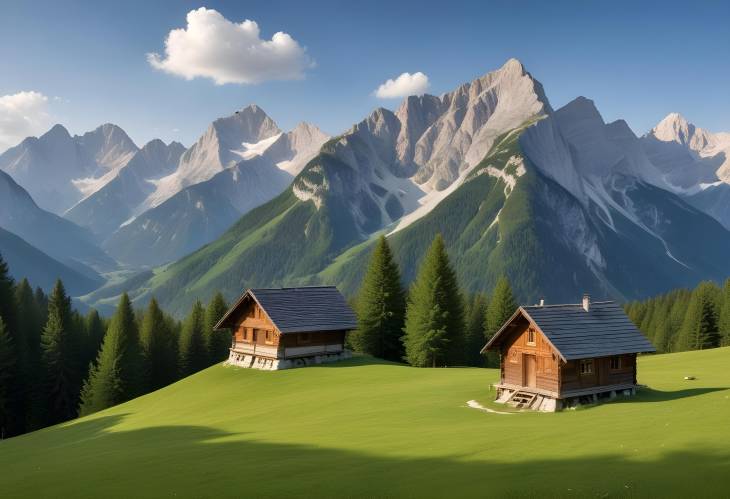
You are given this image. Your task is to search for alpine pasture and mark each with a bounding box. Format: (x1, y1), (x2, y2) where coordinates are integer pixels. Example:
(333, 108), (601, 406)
(2, 348), (729, 498)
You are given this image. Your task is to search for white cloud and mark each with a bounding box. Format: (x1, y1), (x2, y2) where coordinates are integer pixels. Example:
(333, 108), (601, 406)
(374, 72), (430, 99)
(0, 91), (51, 151)
(147, 7), (313, 85)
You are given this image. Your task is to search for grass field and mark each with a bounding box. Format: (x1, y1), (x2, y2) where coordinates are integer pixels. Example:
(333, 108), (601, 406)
(2, 348), (730, 498)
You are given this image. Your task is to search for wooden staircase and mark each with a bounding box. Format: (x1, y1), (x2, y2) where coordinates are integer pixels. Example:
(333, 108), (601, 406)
(507, 391), (538, 409)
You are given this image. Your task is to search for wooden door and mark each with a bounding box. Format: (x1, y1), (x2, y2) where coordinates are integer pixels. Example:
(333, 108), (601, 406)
(524, 355), (537, 388)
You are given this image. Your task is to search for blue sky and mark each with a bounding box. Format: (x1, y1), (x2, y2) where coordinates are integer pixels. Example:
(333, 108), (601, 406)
(0, 0), (728, 148)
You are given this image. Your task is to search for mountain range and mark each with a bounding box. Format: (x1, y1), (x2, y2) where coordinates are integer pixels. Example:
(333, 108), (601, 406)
(1, 58), (729, 315)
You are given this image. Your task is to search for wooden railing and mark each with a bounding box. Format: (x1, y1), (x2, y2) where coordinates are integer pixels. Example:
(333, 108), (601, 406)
(231, 342), (279, 357)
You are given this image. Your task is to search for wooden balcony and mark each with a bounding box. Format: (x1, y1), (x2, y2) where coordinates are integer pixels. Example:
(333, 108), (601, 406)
(231, 342), (279, 358)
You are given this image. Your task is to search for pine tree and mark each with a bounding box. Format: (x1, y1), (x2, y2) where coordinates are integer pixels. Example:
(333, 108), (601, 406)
(675, 282), (720, 351)
(352, 236), (406, 362)
(0, 317), (15, 439)
(79, 294), (142, 416)
(403, 235), (464, 367)
(41, 280), (80, 424)
(483, 276), (517, 367)
(139, 298), (178, 391)
(205, 293), (231, 364)
(179, 300), (208, 376)
(718, 278), (730, 346)
(463, 293), (488, 366)
(14, 279), (41, 431)
(0, 253), (17, 335)
(34, 286), (48, 327)
(84, 309), (106, 369)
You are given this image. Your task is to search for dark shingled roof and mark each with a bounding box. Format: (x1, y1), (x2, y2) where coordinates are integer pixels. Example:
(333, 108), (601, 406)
(483, 301), (655, 360)
(215, 286), (357, 334)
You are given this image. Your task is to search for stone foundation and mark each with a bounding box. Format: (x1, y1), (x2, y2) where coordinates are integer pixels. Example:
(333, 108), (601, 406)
(495, 385), (637, 412)
(227, 349), (352, 371)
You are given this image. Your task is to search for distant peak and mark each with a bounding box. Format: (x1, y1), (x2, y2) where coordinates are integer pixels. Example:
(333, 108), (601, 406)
(501, 57), (526, 73)
(656, 112), (690, 129)
(561, 96), (601, 115)
(237, 104), (265, 115)
(651, 112), (698, 146)
(43, 124), (71, 140)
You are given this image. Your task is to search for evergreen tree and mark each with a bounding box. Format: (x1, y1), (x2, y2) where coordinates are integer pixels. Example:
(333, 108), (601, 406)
(205, 293), (231, 364)
(675, 282), (720, 351)
(139, 298), (178, 391)
(483, 276), (517, 366)
(179, 300), (208, 376)
(34, 286), (48, 327)
(463, 293), (488, 366)
(41, 280), (80, 424)
(718, 278), (730, 346)
(14, 279), (41, 431)
(79, 294), (142, 416)
(0, 317), (15, 439)
(84, 309), (106, 369)
(0, 253), (17, 335)
(403, 235), (464, 367)
(352, 236), (406, 362)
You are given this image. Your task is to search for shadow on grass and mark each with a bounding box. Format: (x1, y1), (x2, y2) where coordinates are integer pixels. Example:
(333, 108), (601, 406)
(635, 386), (729, 403)
(3, 413), (730, 498)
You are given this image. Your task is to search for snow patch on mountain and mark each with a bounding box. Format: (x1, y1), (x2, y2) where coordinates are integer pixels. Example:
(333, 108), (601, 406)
(234, 133), (283, 160)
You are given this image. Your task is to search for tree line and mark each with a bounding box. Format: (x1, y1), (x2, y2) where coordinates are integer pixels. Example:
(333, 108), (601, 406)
(0, 253), (231, 439)
(350, 234), (517, 367)
(625, 280), (730, 353)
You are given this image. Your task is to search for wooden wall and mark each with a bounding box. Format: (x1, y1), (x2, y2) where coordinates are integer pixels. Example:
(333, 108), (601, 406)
(500, 317), (560, 394)
(228, 298), (347, 359)
(560, 354), (636, 393)
(232, 301), (279, 346)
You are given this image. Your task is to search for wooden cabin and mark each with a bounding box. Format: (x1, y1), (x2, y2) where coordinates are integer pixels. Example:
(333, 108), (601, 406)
(481, 295), (655, 411)
(214, 286), (357, 370)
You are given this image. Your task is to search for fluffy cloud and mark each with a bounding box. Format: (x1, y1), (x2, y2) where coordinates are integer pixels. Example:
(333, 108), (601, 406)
(147, 8), (313, 85)
(0, 91), (51, 151)
(374, 72), (430, 99)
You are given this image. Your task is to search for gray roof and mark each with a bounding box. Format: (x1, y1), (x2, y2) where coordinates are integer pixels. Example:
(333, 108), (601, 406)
(215, 286), (357, 334)
(483, 301), (655, 361)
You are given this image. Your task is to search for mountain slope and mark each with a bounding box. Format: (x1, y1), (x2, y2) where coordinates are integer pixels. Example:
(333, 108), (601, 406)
(640, 113), (730, 228)
(81, 60), (730, 315)
(100, 119), (328, 267)
(65, 139), (186, 238)
(0, 123), (138, 213)
(0, 227), (102, 294)
(641, 113), (730, 189)
(0, 170), (113, 272)
(1, 350), (729, 497)
(139, 105), (281, 212)
(325, 117), (730, 301)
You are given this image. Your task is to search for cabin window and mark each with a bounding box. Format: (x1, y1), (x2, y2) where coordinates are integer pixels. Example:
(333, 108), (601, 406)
(526, 328), (536, 346)
(509, 350), (519, 363)
(265, 330), (274, 345)
(579, 359), (594, 375)
(298, 332), (311, 344)
(610, 356), (621, 370)
(243, 328), (253, 343)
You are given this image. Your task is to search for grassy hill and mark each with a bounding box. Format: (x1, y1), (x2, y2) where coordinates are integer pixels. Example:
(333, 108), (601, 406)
(2, 348), (729, 498)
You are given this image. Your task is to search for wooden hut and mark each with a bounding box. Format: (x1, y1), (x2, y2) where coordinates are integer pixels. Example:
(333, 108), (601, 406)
(481, 295), (655, 411)
(214, 286), (357, 370)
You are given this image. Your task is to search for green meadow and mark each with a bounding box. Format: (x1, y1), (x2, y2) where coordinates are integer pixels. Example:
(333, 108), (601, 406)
(2, 348), (729, 498)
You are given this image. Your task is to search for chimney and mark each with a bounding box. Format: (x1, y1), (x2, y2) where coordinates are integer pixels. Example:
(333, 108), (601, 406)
(539, 298), (545, 307)
(582, 293), (590, 312)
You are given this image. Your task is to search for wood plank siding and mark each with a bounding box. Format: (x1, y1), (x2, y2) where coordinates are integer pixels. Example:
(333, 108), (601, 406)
(501, 317), (560, 395)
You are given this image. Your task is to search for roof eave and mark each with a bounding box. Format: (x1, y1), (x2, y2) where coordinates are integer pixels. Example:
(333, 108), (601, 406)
(479, 306), (568, 363)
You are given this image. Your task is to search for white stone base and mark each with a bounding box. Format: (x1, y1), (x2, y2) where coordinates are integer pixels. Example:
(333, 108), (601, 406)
(226, 349), (352, 371)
